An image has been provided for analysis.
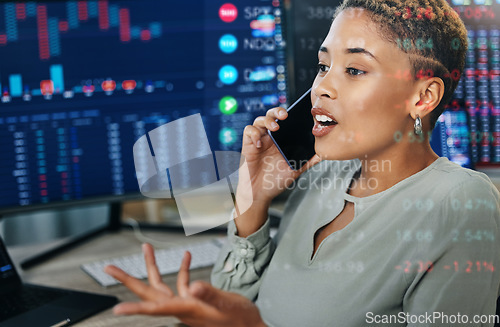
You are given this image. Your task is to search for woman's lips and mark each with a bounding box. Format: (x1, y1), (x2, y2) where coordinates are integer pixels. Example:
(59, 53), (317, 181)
(312, 121), (337, 136)
(311, 107), (337, 137)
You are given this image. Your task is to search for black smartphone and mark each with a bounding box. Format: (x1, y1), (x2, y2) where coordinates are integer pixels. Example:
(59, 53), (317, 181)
(268, 88), (316, 170)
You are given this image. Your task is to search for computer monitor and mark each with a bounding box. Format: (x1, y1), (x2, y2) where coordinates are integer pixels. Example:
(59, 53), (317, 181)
(286, 0), (500, 169)
(0, 0), (288, 215)
(448, 1), (500, 167)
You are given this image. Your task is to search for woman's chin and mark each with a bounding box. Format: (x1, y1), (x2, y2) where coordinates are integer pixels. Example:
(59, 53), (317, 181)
(314, 150), (356, 162)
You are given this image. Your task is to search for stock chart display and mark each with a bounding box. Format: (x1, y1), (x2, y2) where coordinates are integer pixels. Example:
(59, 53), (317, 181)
(452, 2), (500, 165)
(0, 0), (287, 210)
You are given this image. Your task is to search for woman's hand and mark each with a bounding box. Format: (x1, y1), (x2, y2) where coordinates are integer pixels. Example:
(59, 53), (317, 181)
(232, 107), (320, 237)
(237, 107), (320, 207)
(104, 243), (266, 327)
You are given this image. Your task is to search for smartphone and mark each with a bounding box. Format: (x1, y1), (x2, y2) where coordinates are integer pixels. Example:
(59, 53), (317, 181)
(268, 88), (316, 170)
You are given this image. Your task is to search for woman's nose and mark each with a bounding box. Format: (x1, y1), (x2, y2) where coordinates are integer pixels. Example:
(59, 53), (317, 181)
(313, 75), (337, 100)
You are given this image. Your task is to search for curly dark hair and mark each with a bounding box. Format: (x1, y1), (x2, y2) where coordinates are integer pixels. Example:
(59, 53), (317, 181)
(334, 0), (468, 128)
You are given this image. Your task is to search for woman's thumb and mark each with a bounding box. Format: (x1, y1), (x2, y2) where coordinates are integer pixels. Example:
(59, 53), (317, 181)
(189, 281), (220, 304)
(189, 281), (250, 310)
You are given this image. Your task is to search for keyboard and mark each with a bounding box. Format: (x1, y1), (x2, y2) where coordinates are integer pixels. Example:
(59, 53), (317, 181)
(81, 238), (225, 287)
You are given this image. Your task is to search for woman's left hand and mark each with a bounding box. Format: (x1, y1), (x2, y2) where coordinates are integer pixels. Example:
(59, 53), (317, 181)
(104, 243), (266, 327)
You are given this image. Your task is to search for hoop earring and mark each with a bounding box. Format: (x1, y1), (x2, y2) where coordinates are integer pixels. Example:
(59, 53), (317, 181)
(414, 115), (423, 135)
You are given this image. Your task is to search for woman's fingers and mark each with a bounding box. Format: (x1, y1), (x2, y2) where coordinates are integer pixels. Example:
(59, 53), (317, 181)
(143, 244), (161, 286)
(176, 251), (192, 298)
(244, 107), (287, 149)
(113, 298), (196, 316)
(265, 107), (287, 121)
(243, 124), (266, 148)
(253, 107), (287, 131)
(143, 243), (175, 296)
(104, 265), (162, 301)
(113, 300), (160, 315)
(263, 107), (287, 131)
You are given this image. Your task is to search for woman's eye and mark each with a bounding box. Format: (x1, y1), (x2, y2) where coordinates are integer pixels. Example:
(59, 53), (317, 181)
(346, 67), (366, 76)
(317, 64), (329, 74)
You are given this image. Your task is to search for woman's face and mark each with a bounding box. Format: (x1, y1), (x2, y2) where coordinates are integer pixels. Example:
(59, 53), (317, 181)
(311, 8), (419, 161)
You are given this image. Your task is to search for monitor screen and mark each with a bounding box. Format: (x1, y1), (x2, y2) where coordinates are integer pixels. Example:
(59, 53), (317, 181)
(286, 0), (341, 98)
(287, 0), (500, 169)
(449, 1), (500, 166)
(0, 0), (287, 213)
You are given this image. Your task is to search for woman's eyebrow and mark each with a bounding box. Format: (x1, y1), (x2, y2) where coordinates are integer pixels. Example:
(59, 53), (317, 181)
(345, 47), (378, 61)
(318, 46), (378, 62)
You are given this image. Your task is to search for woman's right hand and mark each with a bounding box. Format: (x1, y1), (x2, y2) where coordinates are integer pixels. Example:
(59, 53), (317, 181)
(105, 244), (267, 327)
(236, 107), (320, 213)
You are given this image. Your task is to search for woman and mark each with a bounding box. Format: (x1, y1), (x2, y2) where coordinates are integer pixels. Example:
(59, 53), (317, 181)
(105, 0), (500, 326)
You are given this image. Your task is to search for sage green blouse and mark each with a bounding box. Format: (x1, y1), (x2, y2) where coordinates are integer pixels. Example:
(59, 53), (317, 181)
(211, 158), (500, 326)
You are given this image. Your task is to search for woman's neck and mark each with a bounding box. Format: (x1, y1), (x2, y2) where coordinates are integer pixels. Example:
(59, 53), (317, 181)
(348, 142), (439, 198)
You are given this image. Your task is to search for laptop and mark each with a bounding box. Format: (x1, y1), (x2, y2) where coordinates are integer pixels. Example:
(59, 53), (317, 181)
(0, 236), (118, 327)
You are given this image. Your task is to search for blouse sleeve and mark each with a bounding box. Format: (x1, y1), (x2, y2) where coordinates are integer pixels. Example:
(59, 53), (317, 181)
(403, 175), (500, 326)
(210, 215), (276, 301)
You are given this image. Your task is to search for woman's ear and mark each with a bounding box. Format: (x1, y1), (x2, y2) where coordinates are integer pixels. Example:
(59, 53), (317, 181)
(410, 77), (445, 120)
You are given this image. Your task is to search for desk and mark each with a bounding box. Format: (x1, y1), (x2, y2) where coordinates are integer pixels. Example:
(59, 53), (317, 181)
(8, 229), (225, 327)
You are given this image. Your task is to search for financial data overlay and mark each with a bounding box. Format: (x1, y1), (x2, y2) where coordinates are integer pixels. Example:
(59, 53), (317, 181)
(0, 0), (287, 210)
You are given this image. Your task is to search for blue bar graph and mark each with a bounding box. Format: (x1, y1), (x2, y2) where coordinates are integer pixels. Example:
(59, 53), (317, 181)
(26, 2), (36, 17)
(50, 64), (65, 93)
(48, 18), (61, 56)
(67, 1), (79, 29)
(9, 74), (22, 97)
(88, 1), (98, 18)
(131, 26), (141, 39)
(109, 5), (119, 27)
(150, 22), (162, 38)
(5, 3), (17, 42)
